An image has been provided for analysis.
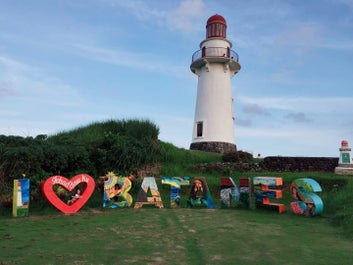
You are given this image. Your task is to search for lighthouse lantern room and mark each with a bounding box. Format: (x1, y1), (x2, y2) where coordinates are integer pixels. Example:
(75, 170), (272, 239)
(190, 14), (241, 153)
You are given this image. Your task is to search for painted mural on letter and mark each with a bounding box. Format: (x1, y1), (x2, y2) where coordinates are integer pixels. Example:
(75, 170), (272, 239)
(220, 177), (240, 207)
(254, 176), (285, 213)
(290, 178), (323, 217)
(103, 172), (135, 208)
(12, 179), (30, 217)
(134, 176), (164, 209)
(162, 176), (190, 208)
(187, 177), (215, 208)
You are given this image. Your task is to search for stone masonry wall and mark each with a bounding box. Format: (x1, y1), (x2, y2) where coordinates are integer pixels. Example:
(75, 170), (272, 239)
(194, 156), (339, 173)
(262, 156), (339, 172)
(190, 141), (236, 154)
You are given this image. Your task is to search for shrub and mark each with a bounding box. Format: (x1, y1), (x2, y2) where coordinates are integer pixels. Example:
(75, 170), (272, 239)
(0, 119), (164, 192)
(322, 180), (353, 239)
(222, 150), (253, 163)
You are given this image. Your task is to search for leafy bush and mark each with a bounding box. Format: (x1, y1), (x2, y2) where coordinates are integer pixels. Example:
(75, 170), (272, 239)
(222, 150), (253, 163)
(322, 180), (353, 239)
(0, 119), (163, 195)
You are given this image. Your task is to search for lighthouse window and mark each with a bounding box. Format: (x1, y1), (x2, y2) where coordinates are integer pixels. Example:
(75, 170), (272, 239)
(196, 122), (203, 137)
(216, 24), (220, 36)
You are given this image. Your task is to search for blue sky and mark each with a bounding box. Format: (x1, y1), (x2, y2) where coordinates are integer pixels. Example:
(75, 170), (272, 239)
(1, 0), (353, 157)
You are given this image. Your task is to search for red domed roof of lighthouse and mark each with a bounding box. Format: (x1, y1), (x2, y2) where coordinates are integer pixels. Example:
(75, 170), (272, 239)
(206, 14), (227, 39)
(341, 140), (349, 147)
(207, 14), (227, 25)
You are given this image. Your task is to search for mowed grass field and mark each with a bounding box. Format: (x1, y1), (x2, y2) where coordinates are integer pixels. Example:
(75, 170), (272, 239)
(1, 207), (353, 265)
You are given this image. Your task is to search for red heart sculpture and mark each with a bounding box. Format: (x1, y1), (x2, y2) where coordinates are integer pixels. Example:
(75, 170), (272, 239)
(42, 174), (95, 214)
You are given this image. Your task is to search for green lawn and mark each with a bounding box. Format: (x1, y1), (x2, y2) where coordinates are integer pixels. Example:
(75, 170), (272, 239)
(1, 207), (352, 265)
(1, 172), (352, 264)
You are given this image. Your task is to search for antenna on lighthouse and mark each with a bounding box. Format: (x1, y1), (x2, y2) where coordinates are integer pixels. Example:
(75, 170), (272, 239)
(190, 14), (241, 153)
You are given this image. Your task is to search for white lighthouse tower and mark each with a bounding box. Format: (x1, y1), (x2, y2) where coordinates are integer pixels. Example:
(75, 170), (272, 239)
(190, 14), (241, 153)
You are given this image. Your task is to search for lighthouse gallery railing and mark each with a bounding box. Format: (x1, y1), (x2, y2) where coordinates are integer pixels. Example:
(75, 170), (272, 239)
(191, 47), (239, 63)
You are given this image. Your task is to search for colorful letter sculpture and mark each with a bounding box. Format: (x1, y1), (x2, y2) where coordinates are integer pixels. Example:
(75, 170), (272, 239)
(162, 176), (190, 208)
(239, 177), (251, 208)
(42, 174), (95, 214)
(187, 177), (215, 208)
(134, 176), (164, 209)
(12, 179), (30, 217)
(103, 172), (134, 208)
(290, 178), (323, 217)
(220, 177), (240, 207)
(254, 177), (285, 213)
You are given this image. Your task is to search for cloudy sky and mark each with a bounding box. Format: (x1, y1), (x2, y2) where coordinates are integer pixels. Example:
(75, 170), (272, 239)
(1, 0), (352, 157)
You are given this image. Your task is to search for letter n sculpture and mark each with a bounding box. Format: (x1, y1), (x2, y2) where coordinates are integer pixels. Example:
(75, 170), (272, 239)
(220, 177), (240, 207)
(239, 177), (251, 208)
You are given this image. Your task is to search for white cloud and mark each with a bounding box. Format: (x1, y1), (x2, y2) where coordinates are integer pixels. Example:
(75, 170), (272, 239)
(68, 43), (187, 78)
(167, 0), (206, 32)
(236, 125), (347, 157)
(285, 112), (313, 123)
(70, 43), (158, 70)
(101, 0), (165, 21)
(0, 57), (82, 105)
(0, 56), (36, 73)
(237, 127), (298, 138)
(242, 103), (270, 116)
(236, 118), (252, 127)
(238, 96), (353, 113)
(0, 86), (16, 97)
(100, 0), (206, 33)
(276, 25), (320, 48)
